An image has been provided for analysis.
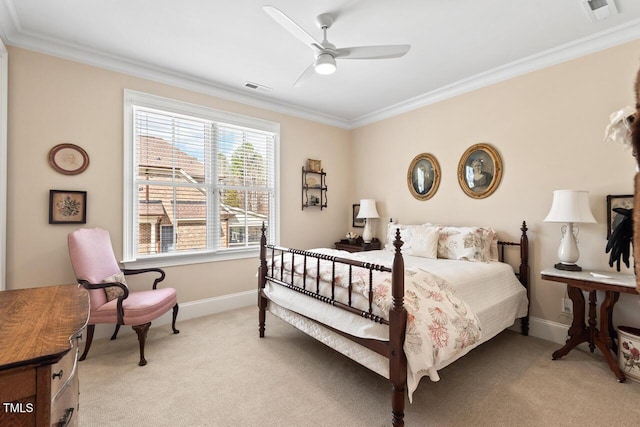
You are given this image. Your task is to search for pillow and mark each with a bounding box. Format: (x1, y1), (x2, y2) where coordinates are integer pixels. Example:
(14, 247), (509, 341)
(406, 226), (439, 259)
(437, 226), (495, 262)
(384, 223), (435, 252)
(102, 271), (128, 301)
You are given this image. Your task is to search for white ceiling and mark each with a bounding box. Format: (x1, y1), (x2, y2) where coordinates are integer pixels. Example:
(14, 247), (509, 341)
(1, 0), (640, 129)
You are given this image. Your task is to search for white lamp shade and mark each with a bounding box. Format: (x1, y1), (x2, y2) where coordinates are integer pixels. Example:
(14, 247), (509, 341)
(357, 199), (379, 219)
(544, 190), (596, 223)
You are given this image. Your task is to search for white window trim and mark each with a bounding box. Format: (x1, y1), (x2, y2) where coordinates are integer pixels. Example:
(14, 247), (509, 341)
(122, 89), (280, 269)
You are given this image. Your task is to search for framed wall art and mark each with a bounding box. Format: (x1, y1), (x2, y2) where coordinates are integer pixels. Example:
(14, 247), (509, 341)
(352, 204), (365, 228)
(606, 194), (633, 238)
(407, 153), (440, 201)
(305, 158), (322, 172)
(49, 190), (87, 224)
(49, 143), (90, 175)
(457, 143), (502, 199)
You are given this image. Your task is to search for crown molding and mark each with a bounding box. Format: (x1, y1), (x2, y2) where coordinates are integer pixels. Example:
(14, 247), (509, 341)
(1, 0), (639, 131)
(350, 19), (640, 128)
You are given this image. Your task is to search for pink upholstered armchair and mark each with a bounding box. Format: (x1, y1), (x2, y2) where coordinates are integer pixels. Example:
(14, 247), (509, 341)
(67, 228), (179, 366)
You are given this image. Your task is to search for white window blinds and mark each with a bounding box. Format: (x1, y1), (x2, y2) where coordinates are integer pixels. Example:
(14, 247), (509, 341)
(124, 90), (278, 264)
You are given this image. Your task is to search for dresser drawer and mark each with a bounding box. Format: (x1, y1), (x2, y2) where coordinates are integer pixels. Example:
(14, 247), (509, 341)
(0, 367), (37, 425)
(50, 334), (80, 399)
(51, 368), (78, 427)
(0, 366), (36, 402)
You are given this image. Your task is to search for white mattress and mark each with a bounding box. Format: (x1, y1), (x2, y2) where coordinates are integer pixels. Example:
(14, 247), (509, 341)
(263, 249), (528, 398)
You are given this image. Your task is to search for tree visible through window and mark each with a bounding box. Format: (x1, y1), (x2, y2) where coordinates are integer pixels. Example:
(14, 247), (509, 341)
(124, 90), (279, 264)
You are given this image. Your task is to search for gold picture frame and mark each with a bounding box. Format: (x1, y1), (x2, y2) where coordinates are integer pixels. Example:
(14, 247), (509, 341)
(305, 158), (322, 172)
(407, 153), (440, 201)
(457, 143), (502, 199)
(49, 190), (87, 224)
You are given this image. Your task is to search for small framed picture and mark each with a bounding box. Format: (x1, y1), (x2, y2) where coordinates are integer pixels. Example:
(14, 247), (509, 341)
(49, 143), (90, 175)
(407, 153), (441, 201)
(306, 158), (322, 172)
(353, 204), (365, 228)
(49, 190), (87, 224)
(457, 143), (503, 199)
(606, 194), (633, 238)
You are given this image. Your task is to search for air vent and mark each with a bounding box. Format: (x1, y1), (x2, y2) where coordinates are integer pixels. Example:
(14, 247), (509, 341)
(581, 0), (619, 22)
(244, 81), (273, 93)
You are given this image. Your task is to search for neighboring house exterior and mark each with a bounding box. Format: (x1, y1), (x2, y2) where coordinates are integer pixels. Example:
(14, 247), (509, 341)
(137, 136), (266, 255)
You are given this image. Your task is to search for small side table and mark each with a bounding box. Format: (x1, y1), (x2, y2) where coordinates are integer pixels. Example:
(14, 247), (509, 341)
(541, 268), (638, 382)
(335, 238), (381, 253)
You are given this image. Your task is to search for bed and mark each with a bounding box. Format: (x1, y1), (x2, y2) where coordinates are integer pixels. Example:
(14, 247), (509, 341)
(258, 221), (530, 426)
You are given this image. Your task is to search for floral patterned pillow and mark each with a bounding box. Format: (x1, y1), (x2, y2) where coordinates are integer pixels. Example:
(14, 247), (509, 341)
(437, 226), (495, 262)
(102, 271), (128, 301)
(384, 223), (436, 252)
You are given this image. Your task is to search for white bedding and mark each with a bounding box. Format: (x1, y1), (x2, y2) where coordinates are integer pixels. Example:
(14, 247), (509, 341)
(263, 248), (528, 399)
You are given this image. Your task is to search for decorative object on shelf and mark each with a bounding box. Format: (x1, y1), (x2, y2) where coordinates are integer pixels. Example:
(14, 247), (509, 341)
(407, 153), (440, 200)
(606, 194), (634, 272)
(305, 158), (322, 172)
(352, 204), (365, 228)
(544, 189), (596, 271)
(356, 199), (379, 243)
(49, 190), (87, 224)
(301, 166), (327, 210)
(457, 143), (502, 199)
(346, 231), (359, 244)
(607, 194), (633, 238)
(49, 143), (90, 175)
(606, 206), (633, 272)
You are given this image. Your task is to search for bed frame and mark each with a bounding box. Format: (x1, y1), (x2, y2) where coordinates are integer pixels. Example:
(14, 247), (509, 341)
(258, 221), (530, 426)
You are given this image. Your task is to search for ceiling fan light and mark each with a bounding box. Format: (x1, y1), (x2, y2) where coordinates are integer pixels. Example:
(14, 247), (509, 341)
(314, 53), (336, 75)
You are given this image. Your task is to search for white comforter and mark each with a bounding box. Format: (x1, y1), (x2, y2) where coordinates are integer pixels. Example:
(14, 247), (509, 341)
(264, 249), (528, 400)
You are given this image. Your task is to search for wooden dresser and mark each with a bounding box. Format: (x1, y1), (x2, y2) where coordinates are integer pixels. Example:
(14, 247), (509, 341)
(0, 284), (89, 427)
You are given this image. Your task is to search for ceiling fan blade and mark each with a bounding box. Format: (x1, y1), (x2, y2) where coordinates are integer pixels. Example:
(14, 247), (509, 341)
(263, 6), (321, 50)
(336, 45), (411, 59)
(292, 63), (317, 88)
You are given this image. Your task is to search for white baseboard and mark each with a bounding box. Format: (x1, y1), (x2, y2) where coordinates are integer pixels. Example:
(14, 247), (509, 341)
(92, 294), (577, 353)
(524, 316), (569, 345)
(91, 289), (258, 340)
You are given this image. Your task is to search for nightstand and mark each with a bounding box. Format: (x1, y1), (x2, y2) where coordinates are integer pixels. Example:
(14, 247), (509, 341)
(541, 268), (637, 382)
(335, 238), (381, 253)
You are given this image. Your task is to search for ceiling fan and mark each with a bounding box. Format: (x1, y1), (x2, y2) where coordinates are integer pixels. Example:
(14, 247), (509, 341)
(263, 5), (411, 87)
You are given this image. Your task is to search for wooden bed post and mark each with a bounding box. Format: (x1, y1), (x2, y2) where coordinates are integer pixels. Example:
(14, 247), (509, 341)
(388, 229), (407, 427)
(258, 222), (268, 338)
(519, 221), (530, 336)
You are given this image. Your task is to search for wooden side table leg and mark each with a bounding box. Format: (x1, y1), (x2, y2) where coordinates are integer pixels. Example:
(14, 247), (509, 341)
(600, 291), (620, 354)
(587, 290), (598, 353)
(553, 285), (588, 360)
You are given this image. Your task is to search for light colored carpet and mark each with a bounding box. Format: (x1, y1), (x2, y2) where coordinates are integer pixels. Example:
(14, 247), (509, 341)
(79, 307), (640, 426)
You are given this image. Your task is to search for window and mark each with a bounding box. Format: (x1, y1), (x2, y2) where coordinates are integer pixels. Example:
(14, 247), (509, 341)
(123, 90), (279, 267)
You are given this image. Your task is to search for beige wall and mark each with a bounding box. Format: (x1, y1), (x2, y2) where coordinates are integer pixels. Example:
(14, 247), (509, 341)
(6, 47), (351, 302)
(6, 40), (640, 327)
(350, 39), (640, 326)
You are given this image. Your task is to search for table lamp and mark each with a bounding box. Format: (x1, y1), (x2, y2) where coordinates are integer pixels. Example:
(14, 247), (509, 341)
(544, 189), (596, 271)
(357, 199), (380, 243)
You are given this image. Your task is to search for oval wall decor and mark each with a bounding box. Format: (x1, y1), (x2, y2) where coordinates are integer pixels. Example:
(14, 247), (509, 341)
(407, 153), (441, 201)
(457, 143), (502, 199)
(49, 143), (90, 175)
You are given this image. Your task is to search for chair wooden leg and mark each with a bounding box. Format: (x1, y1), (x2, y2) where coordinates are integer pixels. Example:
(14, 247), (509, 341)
(79, 324), (95, 361)
(132, 322), (151, 366)
(110, 324), (121, 340)
(171, 303), (180, 334)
